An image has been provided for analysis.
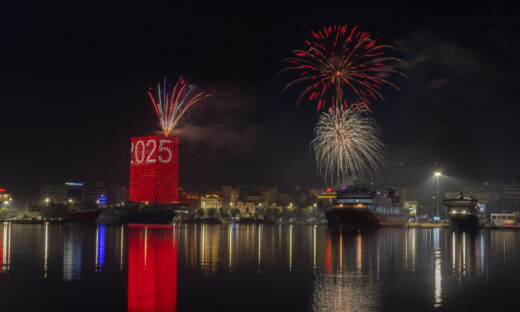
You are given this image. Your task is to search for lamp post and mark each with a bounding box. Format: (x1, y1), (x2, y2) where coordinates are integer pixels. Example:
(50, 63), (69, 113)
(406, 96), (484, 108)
(434, 172), (441, 219)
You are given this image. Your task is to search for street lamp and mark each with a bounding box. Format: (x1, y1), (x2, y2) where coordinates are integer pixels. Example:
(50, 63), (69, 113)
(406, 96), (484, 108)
(434, 172), (442, 219)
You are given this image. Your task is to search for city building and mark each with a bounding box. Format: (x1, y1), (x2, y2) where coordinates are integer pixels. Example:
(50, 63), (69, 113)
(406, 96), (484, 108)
(40, 183), (66, 204)
(40, 181), (110, 206)
(445, 182), (504, 204)
(317, 188), (336, 206)
(84, 181), (108, 203)
(236, 201), (255, 216)
(245, 191), (263, 203)
(504, 181), (520, 203)
(221, 186), (240, 202)
(0, 188), (12, 211)
(200, 194), (222, 211)
(277, 193), (294, 206)
(404, 201), (418, 220)
(110, 185), (129, 207)
(490, 212), (519, 227)
(259, 187), (278, 204)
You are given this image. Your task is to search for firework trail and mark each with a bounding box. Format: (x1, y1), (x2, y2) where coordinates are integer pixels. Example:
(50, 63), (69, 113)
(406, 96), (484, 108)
(280, 24), (404, 111)
(147, 77), (211, 136)
(311, 107), (385, 186)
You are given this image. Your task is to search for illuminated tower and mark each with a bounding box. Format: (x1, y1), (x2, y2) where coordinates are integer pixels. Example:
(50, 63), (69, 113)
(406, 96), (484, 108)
(129, 136), (179, 203)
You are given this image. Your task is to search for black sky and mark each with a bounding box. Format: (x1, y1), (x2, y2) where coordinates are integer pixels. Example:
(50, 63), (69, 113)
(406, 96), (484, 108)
(1, 1), (519, 200)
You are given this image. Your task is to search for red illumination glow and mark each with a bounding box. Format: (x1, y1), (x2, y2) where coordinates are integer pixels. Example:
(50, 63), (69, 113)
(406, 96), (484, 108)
(0, 229), (3, 274)
(326, 235), (331, 275)
(127, 226), (177, 311)
(128, 224), (174, 230)
(0, 189), (5, 193)
(326, 187), (332, 193)
(129, 136), (179, 203)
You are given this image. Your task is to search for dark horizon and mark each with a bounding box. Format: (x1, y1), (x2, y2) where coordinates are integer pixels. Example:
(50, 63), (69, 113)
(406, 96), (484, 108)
(1, 1), (519, 201)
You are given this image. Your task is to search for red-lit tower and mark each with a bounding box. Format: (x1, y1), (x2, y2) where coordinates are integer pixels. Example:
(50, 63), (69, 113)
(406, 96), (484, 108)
(129, 136), (179, 203)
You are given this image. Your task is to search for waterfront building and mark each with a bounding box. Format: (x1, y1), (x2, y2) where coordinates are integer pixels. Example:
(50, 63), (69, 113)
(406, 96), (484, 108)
(404, 201), (418, 220)
(504, 181), (520, 203)
(490, 212), (519, 227)
(84, 181), (108, 203)
(110, 185), (129, 207)
(277, 193), (294, 206)
(40, 181), (111, 206)
(222, 186), (244, 209)
(179, 193), (198, 214)
(259, 187), (278, 204)
(0, 189), (12, 207)
(317, 188), (336, 205)
(236, 201), (255, 215)
(40, 183), (66, 204)
(200, 194), (222, 211)
(245, 191), (264, 203)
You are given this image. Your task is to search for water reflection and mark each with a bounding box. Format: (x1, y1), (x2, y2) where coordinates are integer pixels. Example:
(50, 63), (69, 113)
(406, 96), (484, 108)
(43, 222), (48, 278)
(449, 230), (488, 282)
(1, 222), (11, 275)
(433, 228), (442, 308)
(0, 224), (518, 311)
(312, 230), (380, 311)
(63, 226), (82, 281)
(127, 225), (177, 312)
(95, 224), (105, 272)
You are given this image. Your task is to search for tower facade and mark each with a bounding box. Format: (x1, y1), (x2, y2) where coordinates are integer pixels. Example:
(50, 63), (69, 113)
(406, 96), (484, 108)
(129, 136), (179, 203)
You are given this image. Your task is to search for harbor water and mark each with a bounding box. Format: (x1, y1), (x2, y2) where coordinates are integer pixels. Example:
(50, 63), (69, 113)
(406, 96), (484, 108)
(0, 223), (519, 311)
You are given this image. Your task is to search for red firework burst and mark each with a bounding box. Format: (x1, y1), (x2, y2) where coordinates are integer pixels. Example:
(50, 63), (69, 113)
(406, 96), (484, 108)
(280, 25), (404, 110)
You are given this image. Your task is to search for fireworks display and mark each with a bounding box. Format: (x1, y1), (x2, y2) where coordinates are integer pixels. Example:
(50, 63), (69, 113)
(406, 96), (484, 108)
(281, 25), (403, 111)
(311, 107), (385, 186)
(147, 77), (211, 136)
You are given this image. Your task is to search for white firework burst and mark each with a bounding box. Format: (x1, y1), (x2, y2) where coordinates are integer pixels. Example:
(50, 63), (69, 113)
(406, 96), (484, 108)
(311, 107), (386, 186)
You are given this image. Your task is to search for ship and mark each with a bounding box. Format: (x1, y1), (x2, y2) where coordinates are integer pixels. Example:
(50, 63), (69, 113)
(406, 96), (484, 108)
(444, 192), (482, 229)
(323, 186), (407, 227)
(40, 207), (101, 223)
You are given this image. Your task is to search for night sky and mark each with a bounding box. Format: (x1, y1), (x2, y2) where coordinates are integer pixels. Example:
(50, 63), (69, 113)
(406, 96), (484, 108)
(1, 1), (519, 200)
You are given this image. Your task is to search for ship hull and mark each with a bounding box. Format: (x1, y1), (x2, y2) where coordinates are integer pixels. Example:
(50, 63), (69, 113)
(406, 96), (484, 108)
(41, 209), (101, 223)
(449, 214), (480, 230)
(328, 208), (407, 227)
(63, 210), (101, 223)
(127, 209), (175, 224)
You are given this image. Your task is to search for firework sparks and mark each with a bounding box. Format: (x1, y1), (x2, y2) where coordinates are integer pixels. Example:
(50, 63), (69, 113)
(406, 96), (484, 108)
(147, 77), (211, 136)
(280, 24), (404, 111)
(311, 107), (385, 186)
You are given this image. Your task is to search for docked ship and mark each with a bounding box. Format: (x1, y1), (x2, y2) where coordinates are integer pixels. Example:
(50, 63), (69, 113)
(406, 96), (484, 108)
(444, 193), (482, 229)
(40, 207), (101, 223)
(323, 186), (407, 227)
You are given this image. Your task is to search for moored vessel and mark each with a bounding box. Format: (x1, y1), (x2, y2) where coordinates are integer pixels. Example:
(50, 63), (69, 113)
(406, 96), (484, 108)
(445, 193), (482, 229)
(40, 208), (101, 223)
(324, 186), (407, 227)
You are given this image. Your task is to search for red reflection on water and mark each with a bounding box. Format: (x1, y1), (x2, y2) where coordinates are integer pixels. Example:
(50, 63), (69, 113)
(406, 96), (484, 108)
(326, 235), (331, 275)
(0, 230), (3, 272)
(128, 226), (177, 312)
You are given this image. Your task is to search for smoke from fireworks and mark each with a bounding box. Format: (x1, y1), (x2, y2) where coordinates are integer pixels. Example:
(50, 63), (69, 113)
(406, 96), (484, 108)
(311, 107), (385, 186)
(147, 77), (211, 136)
(280, 25), (404, 111)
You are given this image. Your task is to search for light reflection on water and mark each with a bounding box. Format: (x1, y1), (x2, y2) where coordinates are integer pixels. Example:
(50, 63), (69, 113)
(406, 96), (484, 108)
(1, 223), (520, 311)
